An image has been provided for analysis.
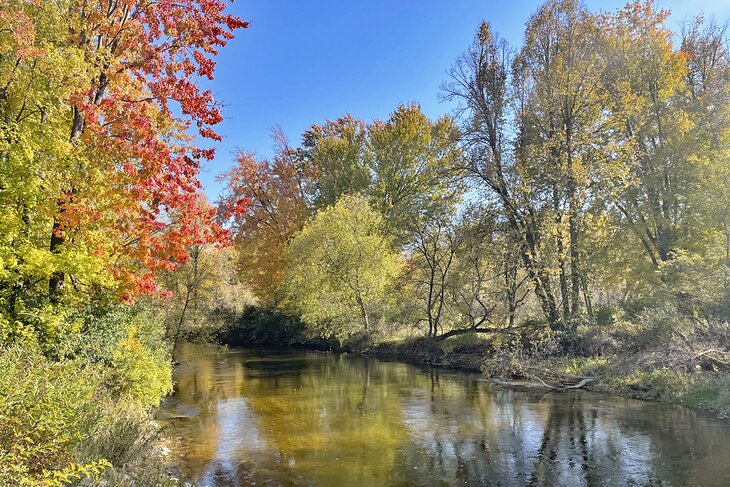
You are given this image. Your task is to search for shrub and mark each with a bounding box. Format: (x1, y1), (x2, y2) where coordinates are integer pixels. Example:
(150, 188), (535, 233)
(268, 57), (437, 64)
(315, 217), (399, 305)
(0, 345), (109, 486)
(220, 306), (309, 346)
(58, 303), (168, 366)
(109, 328), (172, 408)
(53, 303), (173, 408)
(574, 303), (696, 356)
(0, 302), (177, 485)
(80, 402), (177, 487)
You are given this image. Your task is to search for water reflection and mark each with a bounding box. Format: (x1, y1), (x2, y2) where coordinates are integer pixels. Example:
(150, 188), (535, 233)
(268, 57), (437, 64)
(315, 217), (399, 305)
(157, 345), (730, 486)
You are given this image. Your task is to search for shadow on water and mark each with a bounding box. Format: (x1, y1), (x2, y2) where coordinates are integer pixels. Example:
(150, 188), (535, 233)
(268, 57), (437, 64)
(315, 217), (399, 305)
(157, 344), (730, 487)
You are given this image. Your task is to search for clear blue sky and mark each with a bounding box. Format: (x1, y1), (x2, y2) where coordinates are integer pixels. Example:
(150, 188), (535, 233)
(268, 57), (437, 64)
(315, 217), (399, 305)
(198, 0), (730, 199)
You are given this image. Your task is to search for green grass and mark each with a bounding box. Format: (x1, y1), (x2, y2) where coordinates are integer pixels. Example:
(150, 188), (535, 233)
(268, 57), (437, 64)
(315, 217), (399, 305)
(541, 357), (730, 416)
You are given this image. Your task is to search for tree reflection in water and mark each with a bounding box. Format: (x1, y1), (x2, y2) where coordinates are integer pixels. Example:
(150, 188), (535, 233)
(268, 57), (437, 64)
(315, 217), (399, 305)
(157, 345), (730, 487)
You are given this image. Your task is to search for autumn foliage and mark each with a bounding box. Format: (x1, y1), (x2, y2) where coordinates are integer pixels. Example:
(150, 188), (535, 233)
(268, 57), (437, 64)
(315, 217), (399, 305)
(218, 130), (313, 304)
(0, 0), (247, 313)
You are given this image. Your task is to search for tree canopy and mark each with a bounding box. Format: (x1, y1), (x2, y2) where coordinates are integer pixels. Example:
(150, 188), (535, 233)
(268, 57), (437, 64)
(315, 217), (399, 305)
(285, 194), (404, 340)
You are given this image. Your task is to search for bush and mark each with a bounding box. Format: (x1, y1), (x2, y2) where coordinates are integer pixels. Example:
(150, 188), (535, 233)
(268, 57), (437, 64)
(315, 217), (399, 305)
(0, 345), (109, 486)
(0, 302), (177, 486)
(109, 328), (172, 408)
(219, 306), (309, 347)
(59, 303), (168, 365)
(574, 303), (696, 356)
(52, 303), (173, 408)
(80, 402), (177, 487)
(604, 368), (727, 411)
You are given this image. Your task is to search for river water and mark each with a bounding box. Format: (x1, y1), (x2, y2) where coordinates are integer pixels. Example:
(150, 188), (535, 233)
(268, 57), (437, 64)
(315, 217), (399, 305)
(157, 345), (730, 486)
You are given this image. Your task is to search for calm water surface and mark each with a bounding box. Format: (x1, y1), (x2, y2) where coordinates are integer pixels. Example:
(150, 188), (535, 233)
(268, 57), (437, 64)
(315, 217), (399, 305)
(157, 345), (730, 487)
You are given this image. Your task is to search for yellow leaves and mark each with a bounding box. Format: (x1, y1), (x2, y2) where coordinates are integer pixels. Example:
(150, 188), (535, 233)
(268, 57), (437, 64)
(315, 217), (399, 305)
(478, 21), (493, 46)
(55, 247), (113, 287)
(40, 459), (111, 487)
(286, 195), (403, 339)
(17, 245), (55, 280)
(0, 345), (106, 485)
(110, 327), (173, 407)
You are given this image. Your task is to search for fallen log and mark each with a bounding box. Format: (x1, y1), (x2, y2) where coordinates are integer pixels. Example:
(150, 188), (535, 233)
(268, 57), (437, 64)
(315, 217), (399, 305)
(523, 367), (598, 391)
(532, 375), (597, 391)
(691, 349), (730, 370)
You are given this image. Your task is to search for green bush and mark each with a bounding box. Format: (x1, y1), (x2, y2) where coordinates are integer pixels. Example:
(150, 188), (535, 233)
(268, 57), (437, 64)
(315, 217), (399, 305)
(220, 305), (309, 346)
(438, 332), (492, 354)
(109, 328), (172, 408)
(0, 345), (109, 486)
(574, 302), (695, 355)
(54, 303), (173, 408)
(0, 302), (177, 486)
(58, 303), (168, 365)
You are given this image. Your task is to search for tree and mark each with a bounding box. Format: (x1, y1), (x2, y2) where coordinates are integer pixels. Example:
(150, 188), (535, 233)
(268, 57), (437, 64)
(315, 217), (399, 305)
(218, 129), (313, 305)
(160, 243), (251, 356)
(366, 103), (462, 236)
(0, 0), (247, 330)
(301, 115), (370, 209)
(442, 21), (562, 328)
(599, 2), (696, 271)
(449, 208), (530, 333)
(513, 0), (608, 322)
(285, 195), (403, 340)
(596, 3), (730, 316)
(408, 209), (462, 338)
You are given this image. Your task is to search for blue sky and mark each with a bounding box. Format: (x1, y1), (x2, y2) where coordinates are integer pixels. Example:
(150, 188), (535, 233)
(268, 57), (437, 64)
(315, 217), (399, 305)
(198, 0), (730, 199)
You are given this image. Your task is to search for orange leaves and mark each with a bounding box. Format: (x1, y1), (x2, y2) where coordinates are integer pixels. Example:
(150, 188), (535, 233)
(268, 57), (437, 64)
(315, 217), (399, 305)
(218, 136), (313, 304)
(0, 11), (44, 59)
(22, 0), (250, 300)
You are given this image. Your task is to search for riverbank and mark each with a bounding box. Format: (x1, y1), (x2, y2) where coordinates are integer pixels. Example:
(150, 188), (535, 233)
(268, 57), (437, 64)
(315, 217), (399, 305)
(205, 330), (730, 418)
(206, 306), (730, 417)
(361, 335), (730, 418)
(362, 336), (485, 372)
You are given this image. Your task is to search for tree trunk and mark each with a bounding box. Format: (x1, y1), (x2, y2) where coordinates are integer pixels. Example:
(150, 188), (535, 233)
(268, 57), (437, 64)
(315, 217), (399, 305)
(519, 218), (560, 327)
(568, 196), (580, 321)
(48, 217), (65, 300)
(50, 106), (85, 299)
(355, 290), (370, 332)
(554, 189), (570, 322)
(173, 285), (192, 359)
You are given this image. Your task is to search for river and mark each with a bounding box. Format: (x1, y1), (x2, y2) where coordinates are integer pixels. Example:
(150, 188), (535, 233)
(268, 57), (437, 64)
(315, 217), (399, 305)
(157, 345), (730, 486)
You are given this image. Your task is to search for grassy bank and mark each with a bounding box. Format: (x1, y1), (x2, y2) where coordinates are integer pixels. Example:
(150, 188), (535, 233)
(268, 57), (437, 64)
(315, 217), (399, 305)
(522, 355), (730, 415)
(368, 328), (730, 418)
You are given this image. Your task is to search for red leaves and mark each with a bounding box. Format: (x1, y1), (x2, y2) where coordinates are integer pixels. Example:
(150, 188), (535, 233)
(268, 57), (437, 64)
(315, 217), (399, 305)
(199, 127), (223, 142)
(194, 51), (217, 79)
(50, 0), (248, 300)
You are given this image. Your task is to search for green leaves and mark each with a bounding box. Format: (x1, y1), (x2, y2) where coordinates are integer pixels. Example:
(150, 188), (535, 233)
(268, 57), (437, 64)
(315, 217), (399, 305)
(0, 345), (105, 485)
(303, 115), (372, 209)
(285, 195), (404, 340)
(367, 103), (462, 235)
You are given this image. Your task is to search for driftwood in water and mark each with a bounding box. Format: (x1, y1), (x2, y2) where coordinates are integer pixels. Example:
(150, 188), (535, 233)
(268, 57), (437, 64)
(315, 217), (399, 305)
(490, 368), (599, 391)
(524, 367), (598, 391)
